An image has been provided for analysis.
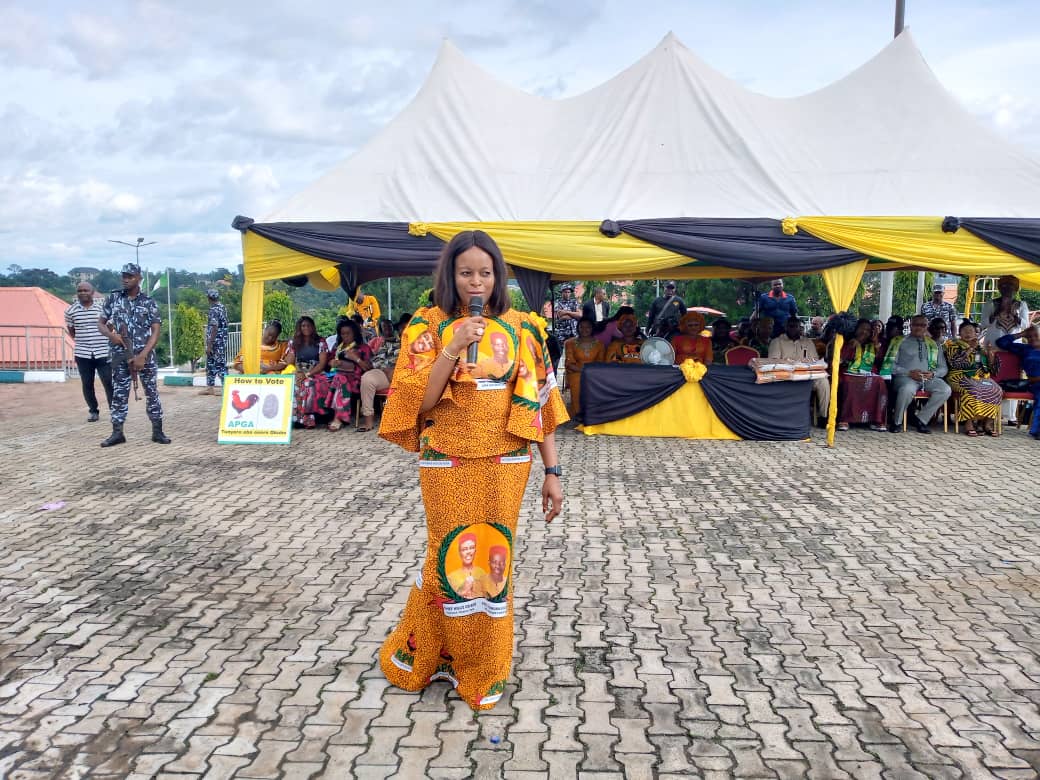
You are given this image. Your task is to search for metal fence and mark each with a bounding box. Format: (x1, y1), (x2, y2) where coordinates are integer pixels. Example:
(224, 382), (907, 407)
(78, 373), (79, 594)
(0, 325), (75, 374)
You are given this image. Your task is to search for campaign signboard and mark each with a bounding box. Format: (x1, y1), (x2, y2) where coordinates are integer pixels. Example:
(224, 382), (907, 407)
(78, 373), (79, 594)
(218, 374), (294, 444)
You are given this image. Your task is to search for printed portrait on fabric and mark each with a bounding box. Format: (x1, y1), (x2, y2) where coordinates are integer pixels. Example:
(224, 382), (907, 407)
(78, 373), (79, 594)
(439, 522), (513, 607)
(440, 318), (517, 381)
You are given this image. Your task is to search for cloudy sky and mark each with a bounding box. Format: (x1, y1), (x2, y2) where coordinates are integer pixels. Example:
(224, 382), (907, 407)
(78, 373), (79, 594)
(2, 0), (1038, 275)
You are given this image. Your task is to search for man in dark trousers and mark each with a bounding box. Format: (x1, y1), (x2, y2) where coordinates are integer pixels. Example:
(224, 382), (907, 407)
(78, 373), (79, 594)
(201, 289), (228, 396)
(65, 281), (113, 422)
(758, 278), (798, 337)
(97, 263), (171, 446)
(647, 282), (686, 337)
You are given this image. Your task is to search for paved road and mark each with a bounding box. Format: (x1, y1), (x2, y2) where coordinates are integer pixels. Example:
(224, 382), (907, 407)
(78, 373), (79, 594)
(2, 382), (1040, 779)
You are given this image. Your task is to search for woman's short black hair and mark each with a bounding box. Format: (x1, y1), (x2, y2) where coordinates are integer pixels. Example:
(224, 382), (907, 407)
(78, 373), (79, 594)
(336, 319), (365, 346)
(432, 230), (510, 317)
(268, 319), (283, 336)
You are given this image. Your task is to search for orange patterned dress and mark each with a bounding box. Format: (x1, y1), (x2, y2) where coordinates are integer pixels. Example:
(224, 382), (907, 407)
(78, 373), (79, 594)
(563, 336), (604, 416)
(378, 306), (568, 710)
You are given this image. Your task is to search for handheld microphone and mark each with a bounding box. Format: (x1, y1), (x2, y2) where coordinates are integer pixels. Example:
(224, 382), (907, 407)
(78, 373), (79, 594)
(467, 296), (483, 364)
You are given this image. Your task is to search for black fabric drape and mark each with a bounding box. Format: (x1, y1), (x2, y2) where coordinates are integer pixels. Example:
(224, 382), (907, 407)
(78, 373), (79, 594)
(608, 218), (863, 272)
(579, 363), (685, 425)
(959, 218), (1040, 267)
(244, 220), (446, 272)
(510, 265), (551, 311)
(699, 364), (812, 440)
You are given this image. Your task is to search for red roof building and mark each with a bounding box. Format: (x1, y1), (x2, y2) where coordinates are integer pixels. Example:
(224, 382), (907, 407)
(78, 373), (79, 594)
(0, 287), (76, 370)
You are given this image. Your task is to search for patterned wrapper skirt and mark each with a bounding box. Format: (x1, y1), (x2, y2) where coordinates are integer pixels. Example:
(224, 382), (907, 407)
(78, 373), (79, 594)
(380, 447), (532, 710)
(840, 373), (888, 425)
(948, 370), (1003, 421)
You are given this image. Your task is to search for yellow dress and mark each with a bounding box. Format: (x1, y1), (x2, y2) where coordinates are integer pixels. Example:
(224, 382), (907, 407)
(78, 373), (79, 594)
(378, 306), (568, 710)
(564, 336), (604, 416)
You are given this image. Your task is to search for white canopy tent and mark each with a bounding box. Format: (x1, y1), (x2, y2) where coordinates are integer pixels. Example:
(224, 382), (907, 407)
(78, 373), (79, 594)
(265, 30), (1040, 223)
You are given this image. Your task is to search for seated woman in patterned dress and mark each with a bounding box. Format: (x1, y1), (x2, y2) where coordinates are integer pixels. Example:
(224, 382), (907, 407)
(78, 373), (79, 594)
(285, 316), (330, 428)
(326, 319), (373, 431)
(944, 321), (1003, 437)
(604, 313), (645, 363)
(563, 317), (604, 416)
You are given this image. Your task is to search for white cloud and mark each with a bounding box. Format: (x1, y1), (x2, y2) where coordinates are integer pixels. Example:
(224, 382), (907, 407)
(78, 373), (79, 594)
(0, 0), (1036, 275)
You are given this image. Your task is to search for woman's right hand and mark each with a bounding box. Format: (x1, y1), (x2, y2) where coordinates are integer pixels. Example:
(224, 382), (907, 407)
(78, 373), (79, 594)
(449, 316), (486, 356)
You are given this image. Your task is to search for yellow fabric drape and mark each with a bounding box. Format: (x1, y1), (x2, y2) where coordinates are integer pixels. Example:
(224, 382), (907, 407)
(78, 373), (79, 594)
(240, 232), (343, 373)
(242, 230), (340, 281)
(578, 382), (740, 440)
(821, 259), (868, 312)
(819, 259), (867, 448)
(791, 217), (1036, 276)
(416, 221), (691, 277)
(826, 334), (843, 447)
(964, 275), (977, 322)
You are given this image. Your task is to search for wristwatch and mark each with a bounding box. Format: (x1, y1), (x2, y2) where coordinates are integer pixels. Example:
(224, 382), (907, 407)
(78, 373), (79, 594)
(544, 466), (563, 478)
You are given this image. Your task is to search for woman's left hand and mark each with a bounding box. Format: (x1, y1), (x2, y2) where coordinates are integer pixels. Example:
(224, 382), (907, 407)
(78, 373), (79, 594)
(542, 475), (563, 523)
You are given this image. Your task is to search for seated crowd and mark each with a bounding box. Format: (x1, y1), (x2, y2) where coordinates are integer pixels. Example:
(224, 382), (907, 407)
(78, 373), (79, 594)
(550, 278), (1039, 436)
(229, 275), (1038, 439)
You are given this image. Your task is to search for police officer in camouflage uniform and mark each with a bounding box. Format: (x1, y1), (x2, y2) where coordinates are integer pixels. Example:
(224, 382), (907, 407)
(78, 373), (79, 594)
(201, 288), (228, 395)
(97, 263), (171, 446)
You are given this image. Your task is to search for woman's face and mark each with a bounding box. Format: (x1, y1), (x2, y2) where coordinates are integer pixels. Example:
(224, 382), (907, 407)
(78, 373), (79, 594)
(454, 246), (494, 306)
(855, 322), (871, 342)
(713, 322), (730, 340)
(338, 324), (353, 343)
(872, 321), (883, 336)
(998, 276), (1020, 297)
(381, 321), (394, 338)
(263, 325), (279, 344)
(299, 319), (314, 337)
(959, 323), (977, 341)
(412, 330), (435, 353)
(578, 320), (593, 338)
(620, 318), (637, 337)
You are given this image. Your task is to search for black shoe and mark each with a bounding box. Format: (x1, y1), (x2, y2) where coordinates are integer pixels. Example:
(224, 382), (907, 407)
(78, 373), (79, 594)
(888, 424), (901, 433)
(151, 421), (172, 444)
(100, 424), (125, 447)
(912, 416), (931, 434)
(87, 411), (99, 422)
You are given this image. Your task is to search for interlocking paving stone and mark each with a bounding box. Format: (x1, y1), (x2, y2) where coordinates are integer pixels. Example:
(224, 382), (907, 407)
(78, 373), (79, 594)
(4, 383), (1040, 778)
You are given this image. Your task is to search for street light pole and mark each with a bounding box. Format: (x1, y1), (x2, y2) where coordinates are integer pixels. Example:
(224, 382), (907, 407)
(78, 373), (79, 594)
(878, 0), (907, 321)
(108, 237), (172, 366)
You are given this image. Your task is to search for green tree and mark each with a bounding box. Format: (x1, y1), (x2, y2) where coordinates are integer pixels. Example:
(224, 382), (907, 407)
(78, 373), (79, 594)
(417, 288), (433, 308)
(312, 307), (340, 338)
(509, 288), (530, 312)
(263, 290), (296, 331)
(173, 303), (206, 371)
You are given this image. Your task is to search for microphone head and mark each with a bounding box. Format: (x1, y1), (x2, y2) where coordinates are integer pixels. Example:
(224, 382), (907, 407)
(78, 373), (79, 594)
(468, 296), (484, 316)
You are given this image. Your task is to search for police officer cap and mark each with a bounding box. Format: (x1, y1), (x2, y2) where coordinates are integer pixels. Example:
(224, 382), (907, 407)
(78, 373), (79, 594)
(206, 288), (220, 299)
(121, 262), (142, 276)
(560, 284), (574, 292)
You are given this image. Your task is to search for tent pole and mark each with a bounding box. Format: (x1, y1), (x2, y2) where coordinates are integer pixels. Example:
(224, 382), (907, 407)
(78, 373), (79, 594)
(387, 278), (392, 321)
(894, 0), (905, 36)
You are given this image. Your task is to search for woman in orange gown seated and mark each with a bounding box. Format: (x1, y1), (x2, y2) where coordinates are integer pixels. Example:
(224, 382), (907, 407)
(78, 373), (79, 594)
(604, 313), (645, 363)
(671, 311), (712, 364)
(564, 317), (605, 415)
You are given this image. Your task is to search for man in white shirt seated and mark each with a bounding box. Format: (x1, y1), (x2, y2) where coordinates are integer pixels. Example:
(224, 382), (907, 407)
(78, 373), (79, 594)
(768, 317), (829, 427)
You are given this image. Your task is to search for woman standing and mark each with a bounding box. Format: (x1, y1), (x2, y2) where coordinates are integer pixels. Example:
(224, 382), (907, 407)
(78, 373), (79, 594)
(563, 317), (604, 416)
(378, 230), (567, 711)
(837, 318), (888, 432)
(944, 321), (1003, 436)
(982, 275), (1032, 427)
(285, 316), (330, 428)
(326, 319), (372, 431)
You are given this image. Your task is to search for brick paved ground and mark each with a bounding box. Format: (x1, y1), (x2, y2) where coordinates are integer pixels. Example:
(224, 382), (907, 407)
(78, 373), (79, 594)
(2, 381), (1040, 779)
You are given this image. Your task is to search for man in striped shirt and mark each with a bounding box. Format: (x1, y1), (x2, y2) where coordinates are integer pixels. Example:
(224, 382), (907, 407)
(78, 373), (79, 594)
(65, 281), (113, 422)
